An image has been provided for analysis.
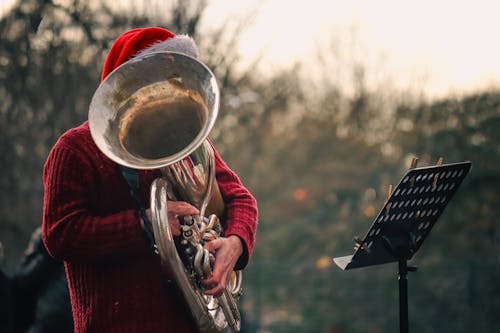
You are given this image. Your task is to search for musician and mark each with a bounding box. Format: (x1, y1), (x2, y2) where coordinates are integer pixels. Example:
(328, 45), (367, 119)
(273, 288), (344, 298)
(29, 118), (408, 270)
(42, 27), (258, 333)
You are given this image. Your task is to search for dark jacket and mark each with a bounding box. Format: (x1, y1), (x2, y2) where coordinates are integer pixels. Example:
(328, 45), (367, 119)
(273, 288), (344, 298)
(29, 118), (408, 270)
(11, 228), (73, 333)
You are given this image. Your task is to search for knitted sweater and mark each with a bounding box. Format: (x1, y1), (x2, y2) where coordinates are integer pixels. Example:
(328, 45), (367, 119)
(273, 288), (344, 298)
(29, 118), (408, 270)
(42, 121), (258, 333)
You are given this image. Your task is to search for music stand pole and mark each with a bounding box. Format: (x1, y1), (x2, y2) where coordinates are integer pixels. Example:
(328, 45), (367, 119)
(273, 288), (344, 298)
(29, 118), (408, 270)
(383, 232), (418, 333)
(398, 259), (409, 333)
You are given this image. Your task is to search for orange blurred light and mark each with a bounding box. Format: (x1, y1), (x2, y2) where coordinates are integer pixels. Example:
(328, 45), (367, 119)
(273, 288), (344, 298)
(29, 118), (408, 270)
(316, 256), (332, 270)
(293, 188), (307, 202)
(363, 205), (377, 218)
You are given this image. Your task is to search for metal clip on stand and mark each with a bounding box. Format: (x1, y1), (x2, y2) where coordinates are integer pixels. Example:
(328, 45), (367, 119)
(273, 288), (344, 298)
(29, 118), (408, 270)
(333, 160), (471, 333)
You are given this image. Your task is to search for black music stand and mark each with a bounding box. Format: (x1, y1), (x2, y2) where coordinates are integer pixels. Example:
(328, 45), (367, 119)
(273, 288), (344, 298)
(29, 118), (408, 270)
(333, 161), (471, 333)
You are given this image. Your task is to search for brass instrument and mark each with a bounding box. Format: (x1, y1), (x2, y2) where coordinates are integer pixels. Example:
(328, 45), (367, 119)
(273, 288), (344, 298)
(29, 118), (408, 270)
(88, 52), (242, 332)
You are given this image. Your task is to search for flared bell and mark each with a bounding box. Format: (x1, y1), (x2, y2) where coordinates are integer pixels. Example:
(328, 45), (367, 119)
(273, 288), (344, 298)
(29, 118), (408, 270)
(88, 52), (219, 170)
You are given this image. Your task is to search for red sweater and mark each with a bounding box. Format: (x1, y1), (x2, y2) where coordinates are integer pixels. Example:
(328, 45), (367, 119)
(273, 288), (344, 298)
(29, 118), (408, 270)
(42, 121), (258, 333)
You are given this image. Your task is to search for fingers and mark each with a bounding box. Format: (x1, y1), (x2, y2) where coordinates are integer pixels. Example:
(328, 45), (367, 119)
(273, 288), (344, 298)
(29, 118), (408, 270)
(203, 239), (226, 297)
(166, 201), (199, 216)
(168, 217), (181, 236)
(202, 237), (241, 297)
(203, 282), (225, 297)
(203, 236), (242, 255)
(203, 266), (228, 297)
(203, 238), (223, 253)
(202, 238), (224, 295)
(165, 201), (199, 236)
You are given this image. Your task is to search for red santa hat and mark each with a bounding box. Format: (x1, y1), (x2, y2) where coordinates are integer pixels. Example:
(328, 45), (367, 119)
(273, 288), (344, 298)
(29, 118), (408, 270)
(101, 27), (199, 81)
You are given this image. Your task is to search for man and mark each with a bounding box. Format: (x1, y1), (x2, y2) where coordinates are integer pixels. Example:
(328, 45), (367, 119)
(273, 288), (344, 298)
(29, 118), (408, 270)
(42, 27), (258, 332)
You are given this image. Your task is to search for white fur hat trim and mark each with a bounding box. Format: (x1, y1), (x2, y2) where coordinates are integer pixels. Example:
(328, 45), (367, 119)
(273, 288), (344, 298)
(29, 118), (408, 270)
(135, 34), (199, 59)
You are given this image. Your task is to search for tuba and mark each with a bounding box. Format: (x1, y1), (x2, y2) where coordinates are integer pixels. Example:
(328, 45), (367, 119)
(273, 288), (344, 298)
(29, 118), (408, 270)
(88, 52), (242, 332)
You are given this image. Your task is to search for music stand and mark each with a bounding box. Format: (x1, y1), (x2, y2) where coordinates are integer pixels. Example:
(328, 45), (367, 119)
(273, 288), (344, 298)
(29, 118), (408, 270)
(333, 161), (471, 333)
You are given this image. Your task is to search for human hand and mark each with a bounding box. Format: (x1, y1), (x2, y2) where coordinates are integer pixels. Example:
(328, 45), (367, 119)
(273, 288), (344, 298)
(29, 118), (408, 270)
(202, 235), (243, 297)
(146, 201), (199, 236)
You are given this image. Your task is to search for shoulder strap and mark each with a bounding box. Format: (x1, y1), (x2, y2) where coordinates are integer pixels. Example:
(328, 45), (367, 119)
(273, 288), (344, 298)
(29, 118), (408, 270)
(119, 166), (157, 253)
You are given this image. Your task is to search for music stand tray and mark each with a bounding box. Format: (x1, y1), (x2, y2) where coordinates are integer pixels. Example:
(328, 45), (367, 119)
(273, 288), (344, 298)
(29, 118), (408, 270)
(333, 161), (471, 333)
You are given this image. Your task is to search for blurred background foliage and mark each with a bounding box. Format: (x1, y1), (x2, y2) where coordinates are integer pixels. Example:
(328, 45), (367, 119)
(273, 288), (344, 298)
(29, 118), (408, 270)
(0, 0), (499, 332)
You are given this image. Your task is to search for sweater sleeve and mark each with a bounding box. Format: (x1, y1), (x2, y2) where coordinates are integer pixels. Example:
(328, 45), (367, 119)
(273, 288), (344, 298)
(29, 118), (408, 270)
(210, 142), (258, 270)
(42, 144), (150, 264)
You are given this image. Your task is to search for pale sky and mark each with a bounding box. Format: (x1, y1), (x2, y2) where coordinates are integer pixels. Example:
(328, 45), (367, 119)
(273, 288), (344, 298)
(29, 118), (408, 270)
(204, 0), (500, 99)
(2, 0), (500, 99)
